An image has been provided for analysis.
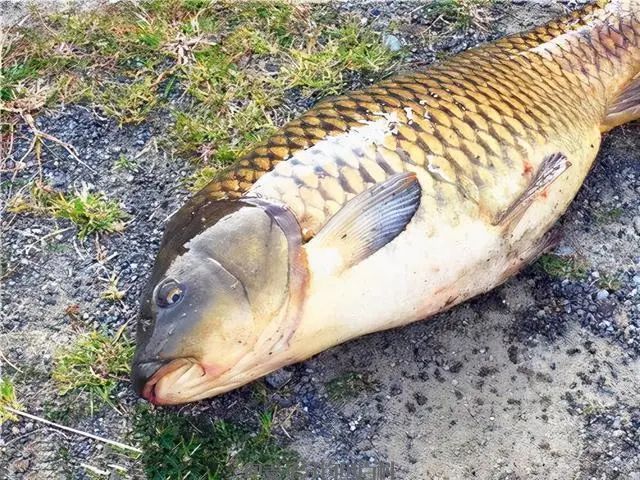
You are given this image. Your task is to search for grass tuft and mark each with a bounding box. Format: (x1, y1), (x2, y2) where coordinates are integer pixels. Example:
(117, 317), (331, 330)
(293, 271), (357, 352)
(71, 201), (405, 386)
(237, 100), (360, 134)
(133, 406), (298, 479)
(282, 21), (399, 96)
(114, 153), (137, 172)
(52, 331), (134, 404)
(101, 273), (126, 301)
(0, 378), (23, 425)
(425, 0), (496, 31)
(98, 77), (160, 125)
(597, 273), (622, 292)
(8, 183), (128, 238)
(537, 254), (589, 280)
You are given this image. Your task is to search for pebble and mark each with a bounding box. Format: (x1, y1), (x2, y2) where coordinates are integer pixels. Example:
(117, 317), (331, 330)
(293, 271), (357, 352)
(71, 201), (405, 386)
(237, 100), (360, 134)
(383, 34), (403, 52)
(595, 289), (610, 301)
(264, 368), (293, 389)
(633, 217), (640, 235)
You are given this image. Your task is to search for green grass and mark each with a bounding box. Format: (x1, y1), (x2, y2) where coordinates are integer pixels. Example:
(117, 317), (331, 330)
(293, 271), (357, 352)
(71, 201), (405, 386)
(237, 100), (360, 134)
(0, 378), (22, 425)
(424, 0), (496, 31)
(325, 371), (378, 403)
(48, 187), (128, 238)
(4, 1), (403, 187)
(8, 183), (128, 238)
(597, 273), (622, 292)
(133, 406), (298, 479)
(97, 77), (160, 125)
(101, 273), (126, 301)
(537, 254), (589, 280)
(282, 21), (398, 96)
(114, 153), (137, 172)
(52, 330), (134, 406)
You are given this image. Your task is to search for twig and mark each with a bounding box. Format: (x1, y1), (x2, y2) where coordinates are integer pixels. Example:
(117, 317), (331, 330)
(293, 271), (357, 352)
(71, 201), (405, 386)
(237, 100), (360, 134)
(23, 226), (74, 255)
(20, 113), (97, 173)
(81, 464), (109, 476)
(4, 407), (142, 454)
(0, 350), (23, 373)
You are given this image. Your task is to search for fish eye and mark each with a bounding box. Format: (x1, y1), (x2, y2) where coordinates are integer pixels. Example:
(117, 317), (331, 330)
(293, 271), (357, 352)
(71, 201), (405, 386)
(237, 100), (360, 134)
(155, 278), (185, 308)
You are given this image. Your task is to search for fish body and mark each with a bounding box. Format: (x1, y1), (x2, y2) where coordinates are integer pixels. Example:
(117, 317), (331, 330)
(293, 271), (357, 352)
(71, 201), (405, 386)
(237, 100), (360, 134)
(132, 1), (640, 404)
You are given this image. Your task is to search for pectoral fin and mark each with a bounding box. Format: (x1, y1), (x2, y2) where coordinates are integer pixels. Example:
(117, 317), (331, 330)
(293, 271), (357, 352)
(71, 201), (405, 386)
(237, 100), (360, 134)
(602, 74), (640, 132)
(493, 152), (571, 228)
(310, 172), (421, 273)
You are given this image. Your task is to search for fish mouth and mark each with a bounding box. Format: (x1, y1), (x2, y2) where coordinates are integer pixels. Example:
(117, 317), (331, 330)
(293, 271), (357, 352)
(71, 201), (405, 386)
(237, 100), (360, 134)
(135, 358), (207, 405)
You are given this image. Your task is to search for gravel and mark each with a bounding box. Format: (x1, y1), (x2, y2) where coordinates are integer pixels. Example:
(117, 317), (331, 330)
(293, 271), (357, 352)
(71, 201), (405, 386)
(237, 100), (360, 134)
(2, 1), (639, 479)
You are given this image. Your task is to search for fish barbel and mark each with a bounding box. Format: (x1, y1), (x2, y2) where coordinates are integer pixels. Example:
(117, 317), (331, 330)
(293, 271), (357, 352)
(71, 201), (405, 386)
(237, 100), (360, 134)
(132, 1), (640, 404)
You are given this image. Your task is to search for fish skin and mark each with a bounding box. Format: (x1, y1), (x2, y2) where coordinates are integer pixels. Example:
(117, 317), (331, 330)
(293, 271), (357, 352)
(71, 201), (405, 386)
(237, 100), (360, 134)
(134, 1), (640, 403)
(194, 1), (640, 239)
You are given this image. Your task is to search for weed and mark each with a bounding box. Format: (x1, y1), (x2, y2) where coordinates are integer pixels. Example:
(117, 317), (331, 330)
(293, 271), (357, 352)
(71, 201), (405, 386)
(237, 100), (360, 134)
(101, 273), (126, 302)
(537, 254), (589, 280)
(325, 371), (377, 403)
(186, 165), (217, 192)
(582, 399), (607, 416)
(283, 21), (398, 96)
(424, 0), (495, 31)
(133, 405), (298, 479)
(8, 183), (127, 238)
(0, 378), (22, 425)
(597, 273), (622, 292)
(98, 76), (161, 125)
(50, 186), (127, 238)
(43, 398), (91, 424)
(52, 330), (134, 405)
(114, 153), (137, 172)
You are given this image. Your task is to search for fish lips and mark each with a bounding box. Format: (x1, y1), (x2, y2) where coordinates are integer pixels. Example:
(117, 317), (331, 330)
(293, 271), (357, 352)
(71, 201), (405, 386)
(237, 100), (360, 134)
(132, 356), (203, 405)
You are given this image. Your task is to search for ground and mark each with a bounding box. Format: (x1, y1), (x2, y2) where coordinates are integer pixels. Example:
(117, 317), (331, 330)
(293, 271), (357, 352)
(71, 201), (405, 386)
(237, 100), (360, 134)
(1, 1), (639, 479)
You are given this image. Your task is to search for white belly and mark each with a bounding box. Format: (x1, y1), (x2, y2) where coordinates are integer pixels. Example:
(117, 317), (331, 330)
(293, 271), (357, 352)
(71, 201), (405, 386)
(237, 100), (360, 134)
(290, 137), (600, 355)
(295, 215), (509, 350)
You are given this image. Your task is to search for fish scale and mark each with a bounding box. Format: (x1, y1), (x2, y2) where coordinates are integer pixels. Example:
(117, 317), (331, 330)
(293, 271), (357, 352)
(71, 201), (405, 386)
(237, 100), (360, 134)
(133, 0), (640, 404)
(194, 1), (639, 236)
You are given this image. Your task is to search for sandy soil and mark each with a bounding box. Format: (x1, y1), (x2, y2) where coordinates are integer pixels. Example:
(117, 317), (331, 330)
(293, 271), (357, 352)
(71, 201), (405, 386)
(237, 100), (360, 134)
(1, 1), (639, 479)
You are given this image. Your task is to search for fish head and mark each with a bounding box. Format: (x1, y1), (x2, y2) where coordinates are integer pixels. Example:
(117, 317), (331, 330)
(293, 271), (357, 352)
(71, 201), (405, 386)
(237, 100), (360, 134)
(131, 196), (305, 405)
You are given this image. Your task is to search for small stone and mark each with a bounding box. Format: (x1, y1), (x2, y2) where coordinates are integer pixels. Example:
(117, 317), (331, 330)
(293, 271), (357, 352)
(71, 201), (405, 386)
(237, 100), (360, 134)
(633, 216), (640, 235)
(383, 34), (403, 52)
(595, 289), (609, 301)
(264, 368), (292, 389)
(612, 429), (624, 437)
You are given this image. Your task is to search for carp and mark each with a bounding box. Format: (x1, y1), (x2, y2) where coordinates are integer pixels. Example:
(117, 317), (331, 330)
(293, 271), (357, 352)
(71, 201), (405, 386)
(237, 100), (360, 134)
(132, 0), (640, 404)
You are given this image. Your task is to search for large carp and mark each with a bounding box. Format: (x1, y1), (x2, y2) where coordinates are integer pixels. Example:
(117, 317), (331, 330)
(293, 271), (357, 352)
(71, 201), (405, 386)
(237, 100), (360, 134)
(132, 1), (640, 404)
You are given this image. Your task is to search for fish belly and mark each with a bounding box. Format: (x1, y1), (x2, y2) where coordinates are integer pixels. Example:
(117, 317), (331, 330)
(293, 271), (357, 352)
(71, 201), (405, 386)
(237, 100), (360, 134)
(296, 130), (602, 350)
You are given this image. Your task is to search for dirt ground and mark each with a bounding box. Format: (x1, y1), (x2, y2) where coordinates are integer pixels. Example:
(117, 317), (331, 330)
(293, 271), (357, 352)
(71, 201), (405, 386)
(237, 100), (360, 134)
(1, 1), (639, 479)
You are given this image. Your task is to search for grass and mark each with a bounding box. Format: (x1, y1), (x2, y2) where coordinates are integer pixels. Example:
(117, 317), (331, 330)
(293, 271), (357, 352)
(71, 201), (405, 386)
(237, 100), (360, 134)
(325, 371), (378, 403)
(282, 21), (399, 96)
(101, 273), (126, 302)
(114, 153), (137, 172)
(424, 0), (496, 31)
(0, 378), (23, 425)
(52, 330), (134, 407)
(3, 1), (403, 196)
(537, 254), (589, 280)
(597, 273), (622, 292)
(133, 406), (298, 479)
(8, 183), (128, 238)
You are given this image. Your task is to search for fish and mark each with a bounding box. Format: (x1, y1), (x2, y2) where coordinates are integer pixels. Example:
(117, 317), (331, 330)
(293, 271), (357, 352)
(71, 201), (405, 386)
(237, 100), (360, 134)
(131, 0), (640, 405)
